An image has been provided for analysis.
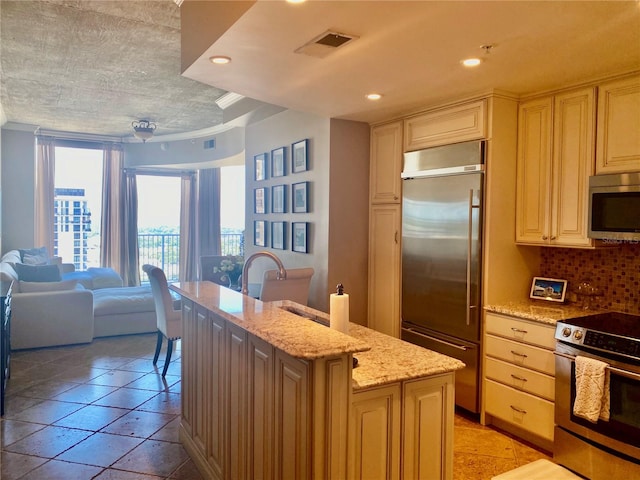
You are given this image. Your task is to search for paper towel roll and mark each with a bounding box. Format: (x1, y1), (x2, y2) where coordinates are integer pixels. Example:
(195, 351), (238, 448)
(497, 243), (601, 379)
(330, 292), (349, 334)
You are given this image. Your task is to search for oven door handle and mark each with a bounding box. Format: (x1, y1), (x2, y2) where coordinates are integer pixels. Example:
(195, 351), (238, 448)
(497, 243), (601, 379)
(554, 351), (640, 381)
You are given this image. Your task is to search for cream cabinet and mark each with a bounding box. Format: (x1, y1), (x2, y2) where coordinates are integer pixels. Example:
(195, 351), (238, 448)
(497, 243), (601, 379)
(370, 121), (403, 204)
(368, 204), (401, 338)
(404, 100), (486, 151)
(516, 87), (596, 247)
(349, 373), (455, 480)
(596, 75), (640, 174)
(349, 384), (401, 480)
(368, 120), (403, 338)
(483, 312), (556, 445)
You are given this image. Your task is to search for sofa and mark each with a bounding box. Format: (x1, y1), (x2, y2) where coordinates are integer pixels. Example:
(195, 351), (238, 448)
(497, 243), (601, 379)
(0, 248), (175, 350)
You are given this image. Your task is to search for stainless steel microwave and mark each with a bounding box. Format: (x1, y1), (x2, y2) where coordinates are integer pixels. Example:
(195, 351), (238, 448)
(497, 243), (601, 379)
(588, 172), (640, 241)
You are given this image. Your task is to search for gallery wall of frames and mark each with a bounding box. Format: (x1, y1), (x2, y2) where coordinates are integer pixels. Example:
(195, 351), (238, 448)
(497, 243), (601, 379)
(252, 138), (311, 253)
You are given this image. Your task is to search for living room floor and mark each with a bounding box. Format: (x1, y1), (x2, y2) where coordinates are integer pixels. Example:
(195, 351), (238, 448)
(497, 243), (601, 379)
(1, 333), (551, 480)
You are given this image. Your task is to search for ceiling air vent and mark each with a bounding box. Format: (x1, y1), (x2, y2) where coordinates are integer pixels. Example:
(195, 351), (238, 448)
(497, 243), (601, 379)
(295, 30), (359, 58)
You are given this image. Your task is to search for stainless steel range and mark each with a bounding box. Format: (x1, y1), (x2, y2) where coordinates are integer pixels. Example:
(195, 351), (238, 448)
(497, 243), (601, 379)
(554, 311), (640, 479)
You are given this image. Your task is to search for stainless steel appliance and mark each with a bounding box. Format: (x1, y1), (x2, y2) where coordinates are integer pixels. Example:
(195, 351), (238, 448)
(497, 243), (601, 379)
(554, 311), (640, 479)
(400, 140), (484, 413)
(588, 172), (640, 241)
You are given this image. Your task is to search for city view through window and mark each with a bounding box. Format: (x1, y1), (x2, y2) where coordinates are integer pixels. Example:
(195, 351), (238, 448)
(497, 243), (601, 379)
(54, 146), (245, 279)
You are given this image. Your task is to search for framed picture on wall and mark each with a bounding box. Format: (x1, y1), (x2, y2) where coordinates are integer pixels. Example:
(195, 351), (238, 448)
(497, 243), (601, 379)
(292, 181), (308, 213)
(272, 184), (286, 213)
(291, 139), (308, 173)
(271, 222), (286, 250)
(254, 220), (267, 247)
(254, 187), (267, 214)
(271, 146), (286, 178)
(254, 152), (268, 181)
(292, 222), (308, 253)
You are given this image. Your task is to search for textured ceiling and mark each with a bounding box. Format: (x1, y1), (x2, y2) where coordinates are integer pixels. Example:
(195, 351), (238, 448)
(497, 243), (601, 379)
(0, 0), (228, 138)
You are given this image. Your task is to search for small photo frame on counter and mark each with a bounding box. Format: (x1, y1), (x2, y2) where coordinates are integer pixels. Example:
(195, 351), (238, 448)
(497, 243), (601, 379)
(529, 276), (567, 303)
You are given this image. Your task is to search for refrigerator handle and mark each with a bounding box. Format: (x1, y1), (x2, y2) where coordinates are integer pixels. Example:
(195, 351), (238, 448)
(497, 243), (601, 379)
(467, 189), (480, 326)
(402, 327), (469, 351)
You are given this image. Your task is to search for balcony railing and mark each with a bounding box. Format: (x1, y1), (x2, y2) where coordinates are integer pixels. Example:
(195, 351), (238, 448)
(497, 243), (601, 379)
(138, 232), (244, 283)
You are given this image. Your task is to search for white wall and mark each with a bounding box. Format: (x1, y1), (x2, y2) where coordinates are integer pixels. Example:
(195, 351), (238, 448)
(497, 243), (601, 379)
(245, 110), (370, 317)
(0, 129), (36, 252)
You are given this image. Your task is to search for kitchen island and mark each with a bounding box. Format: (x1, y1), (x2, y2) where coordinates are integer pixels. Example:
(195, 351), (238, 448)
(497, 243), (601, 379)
(170, 282), (464, 480)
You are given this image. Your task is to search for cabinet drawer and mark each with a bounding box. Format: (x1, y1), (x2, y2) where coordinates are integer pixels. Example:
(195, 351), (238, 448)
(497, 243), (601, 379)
(485, 379), (555, 441)
(485, 313), (555, 350)
(485, 357), (555, 401)
(485, 335), (555, 376)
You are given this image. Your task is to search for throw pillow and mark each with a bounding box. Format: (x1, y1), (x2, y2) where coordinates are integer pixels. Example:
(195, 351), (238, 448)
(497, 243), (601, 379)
(18, 279), (78, 293)
(19, 246), (49, 265)
(14, 263), (62, 282)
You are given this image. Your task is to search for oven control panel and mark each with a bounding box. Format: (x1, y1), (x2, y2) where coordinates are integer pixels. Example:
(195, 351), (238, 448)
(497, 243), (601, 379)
(555, 322), (640, 360)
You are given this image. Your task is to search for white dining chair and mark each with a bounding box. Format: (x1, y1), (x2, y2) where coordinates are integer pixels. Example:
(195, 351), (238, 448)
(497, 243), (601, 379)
(142, 264), (181, 377)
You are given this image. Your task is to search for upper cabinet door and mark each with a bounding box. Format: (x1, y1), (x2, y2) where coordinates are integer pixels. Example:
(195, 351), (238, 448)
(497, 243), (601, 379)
(596, 75), (640, 174)
(551, 88), (595, 247)
(370, 121), (403, 204)
(516, 97), (553, 245)
(403, 100), (486, 151)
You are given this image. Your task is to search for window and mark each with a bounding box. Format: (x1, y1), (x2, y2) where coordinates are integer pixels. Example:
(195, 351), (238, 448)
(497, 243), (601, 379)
(220, 165), (245, 255)
(54, 146), (103, 270)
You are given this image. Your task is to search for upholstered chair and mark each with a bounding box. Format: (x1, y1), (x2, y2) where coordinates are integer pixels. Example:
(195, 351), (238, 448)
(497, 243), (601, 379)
(142, 264), (181, 377)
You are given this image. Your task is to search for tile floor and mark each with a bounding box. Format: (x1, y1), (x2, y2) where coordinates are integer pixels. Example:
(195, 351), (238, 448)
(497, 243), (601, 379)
(1, 333), (551, 480)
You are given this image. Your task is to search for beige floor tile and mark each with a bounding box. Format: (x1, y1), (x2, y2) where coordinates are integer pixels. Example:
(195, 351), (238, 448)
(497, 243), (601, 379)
(125, 372), (180, 392)
(53, 383), (119, 404)
(87, 369), (146, 388)
(137, 391), (181, 415)
(1, 419), (46, 446)
(4, 399), (84, 425)
(3, 425), (92, 458)
(453, 452), (519, 480)
(100, 410), (177, 439)
(11, 379), (78, 400)
(169, 458), (205, 479)
(149, 416), (181, 443)
(18, 458), (103, 480)
(53, 404), (130, 431)
(93, 468), (164, 479)
(92, 387), (160, 410)
(57, 432), (143, 467)
(454, 426), (516, 459)
(0, 450), (48, 480)
(111, 439), (190, 477)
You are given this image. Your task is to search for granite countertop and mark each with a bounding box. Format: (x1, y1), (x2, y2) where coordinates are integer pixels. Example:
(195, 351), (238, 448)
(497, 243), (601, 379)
(170, 282), (464, 391)
(484, 300), (608, 325)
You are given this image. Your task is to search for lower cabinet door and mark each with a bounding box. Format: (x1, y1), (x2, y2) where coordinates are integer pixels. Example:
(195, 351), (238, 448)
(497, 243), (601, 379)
(485, 379), (555, 441)
(349, 384), (401, 480)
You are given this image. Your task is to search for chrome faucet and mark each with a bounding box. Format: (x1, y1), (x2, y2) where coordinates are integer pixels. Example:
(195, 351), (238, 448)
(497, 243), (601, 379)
(241, 251), (287, 295)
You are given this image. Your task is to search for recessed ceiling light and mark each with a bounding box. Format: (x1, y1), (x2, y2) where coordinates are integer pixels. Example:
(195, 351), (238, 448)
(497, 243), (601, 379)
(209, 56), (231, 65)
(462, 58), (482, 67)
(366, 93), (382, 101)
(287, 0), (306, 3)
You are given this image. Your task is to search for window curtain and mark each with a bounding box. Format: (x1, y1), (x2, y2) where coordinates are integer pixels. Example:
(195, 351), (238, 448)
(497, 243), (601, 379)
(197, 168), (222, 258)
(34, 136), (56, 256)
(179, 173), (198, 282)
(100, 144), (139, 286)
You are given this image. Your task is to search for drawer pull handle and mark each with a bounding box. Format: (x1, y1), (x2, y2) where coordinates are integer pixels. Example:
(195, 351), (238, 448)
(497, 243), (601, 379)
(510, 350), (528, 358)
(510, 405), (527, 414)
(510, 374), (528, 382)
(511, 327), (528, 334)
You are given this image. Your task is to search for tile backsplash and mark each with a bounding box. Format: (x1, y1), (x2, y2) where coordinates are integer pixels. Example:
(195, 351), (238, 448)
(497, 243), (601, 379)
(541, 242), (640, 315)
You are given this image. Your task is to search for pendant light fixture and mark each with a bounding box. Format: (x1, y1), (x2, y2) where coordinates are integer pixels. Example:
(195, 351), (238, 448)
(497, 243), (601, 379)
(132, 120), (157, 142)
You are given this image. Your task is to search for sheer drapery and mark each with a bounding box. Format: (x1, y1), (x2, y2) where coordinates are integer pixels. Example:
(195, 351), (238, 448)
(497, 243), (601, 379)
(197, 168), (222, 258)
(179, 173), (198, 282)
(34, 136), (56, 255)
(122, 172), (140, 286)
(100, 144), (139, 285)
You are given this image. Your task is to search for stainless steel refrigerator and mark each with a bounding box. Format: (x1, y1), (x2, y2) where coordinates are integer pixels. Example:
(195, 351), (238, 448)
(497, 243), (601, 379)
(400, 140), (484, 413)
